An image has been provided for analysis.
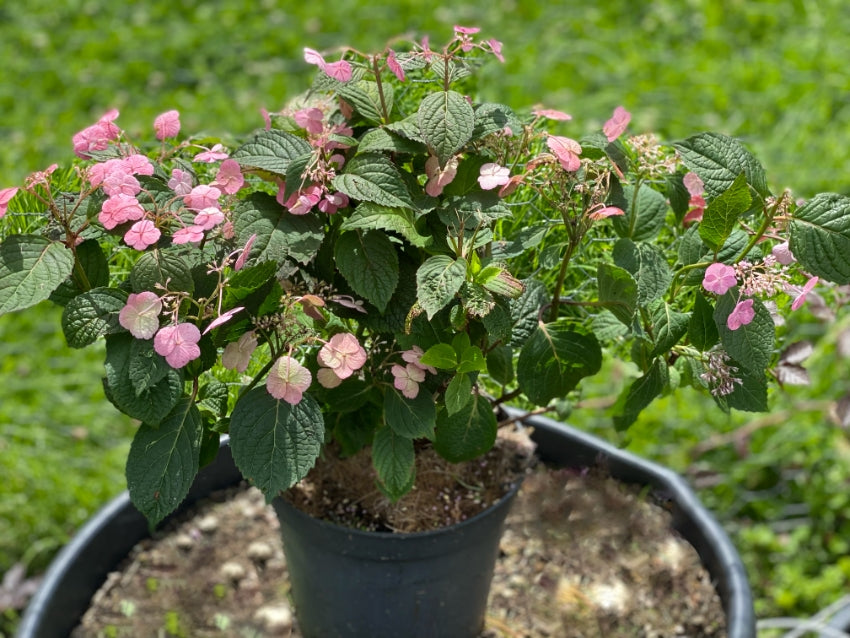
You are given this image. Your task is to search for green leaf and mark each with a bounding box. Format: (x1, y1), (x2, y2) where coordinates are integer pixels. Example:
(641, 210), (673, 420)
(612, 239), (672, 306)
(433, 393), (497, 463)
(611, 184), (668, 242)
(333, 152), (415, 210)
(337, 80), (393, 124)
(418, 90), (475, 165)
(126, 398), (203, 527)
(340, 202), (431, 248)
(649, 299), (689, 357)
(445, 372), (473, 416)
(789, 192), (850, 284)
(472, 102), (521, 140)
(516, 322), (602, 405)
(232, 129), (313, 176)
(357, 128), (427, 155)
(714, 292), (775, 372)
(510, 279), (548, 347)
(128, 338), (174, 397)
(372, 426), (415, 502)
(416, 255), (467, 319)
(233, 192), (324, 265)
(419, 342), (458, 369)
(717, 368), (768, 412)
(104, 334), (183, 424)
(699, 173), (751, 251)
(384, 389), (436, 439)
(49, 239), (110, 305)
(688, 292), (719, 351)
(486, 345), (514, 385)
(0, 235), (74, 314)
(130, 249), (194, 294)
(674, 132), (770, 199)
(457, 345), (486, 373)
(198, 379), (229, 416)
(597, 263), (638, 326)
(613, 358), (668, 431)
(229, 388), (324, 502)
(334, 231), (399, 313)
(61, 287), (128, 348)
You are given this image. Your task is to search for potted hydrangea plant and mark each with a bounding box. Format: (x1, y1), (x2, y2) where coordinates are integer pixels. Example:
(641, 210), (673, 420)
(3, 26), (848, 637)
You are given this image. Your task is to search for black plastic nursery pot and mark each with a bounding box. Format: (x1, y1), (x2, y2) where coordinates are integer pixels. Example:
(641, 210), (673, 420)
(17, 413), (756, 638)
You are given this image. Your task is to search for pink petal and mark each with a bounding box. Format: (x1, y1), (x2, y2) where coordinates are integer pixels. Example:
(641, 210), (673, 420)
(323, 60), (352, 82)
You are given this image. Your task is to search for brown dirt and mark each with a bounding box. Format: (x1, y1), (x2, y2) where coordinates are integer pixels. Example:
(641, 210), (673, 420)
(69, 441), (726, 637)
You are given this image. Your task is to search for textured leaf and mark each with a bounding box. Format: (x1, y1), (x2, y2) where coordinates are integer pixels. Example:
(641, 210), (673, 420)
(384, 389), (436, 439)
(333, 152), (415, 210)
(612, 239), (672, 306)
(372, 426), (415, 501)
(510, 279), (548, 347)
(61, 287), (128, 348)
(233, 192), (324, 265)
(613, 358), (668, 431)
(0, 235), (74, 314)
(688, 292), (719, 351)
(419, 343), (457, 369)
(357, 128), (427, 155)
(649, 300), (689, 357)
(130, 249), (194, 294)
(232, 129), (313, 176)
(674, 132), (770, 199)
(485, 345), (514, 385)
(472, 102), (521, 140)
(334, 231), (399, 313)
(49, 239), (110, 306)
(340, 202), (431, 248)
(418, 90), (475, 165)
(433, 393), (497, 463)
(699, 173), (751, 251)
(611, 184), (668, 241)
(336, 80), (393, 124)
(229, 388), (324, 502)
(445, 372), (473, 416)
(416, 255), (467, 319)
(789, 192), (850, 284)
(126, 398), (202, 526)
(597, 263), (638, 326)
(517, 322), (602, 405)
(128, 338), (173, 397)
(717, 368), (768, 412)
(714, 292), (775, 372)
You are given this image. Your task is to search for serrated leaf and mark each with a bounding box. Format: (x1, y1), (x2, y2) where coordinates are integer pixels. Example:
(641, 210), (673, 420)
(613, 358), (668, 431)
(198, 379), (229, 416)
(472, 102), (520, 140)
(590, 310), (630, 341)
(232, 129), (313, 176)
(372, 426), (415, 502)
(611, 184), (668, 241)
(716, 368), (768, 412)
(128, 338), (173, 397)
(49, 239), (110, 305)
(674, 132), (770, 199)
(486, 345), (514, 385)
(517, 322), (602, 405)
(357, 127), (426, 155)
(699, 173), (751, 251)
(229, 388), (324, 502)
(789, 192), (850, 284)
(334, 231), (399, 313)
(418, 90), (475, 165)
(649, 300), (689, 357)
(333, 152), (415, 210)
(416, 255), (467, 319)
(714, 292), (775, 372)
(0, 235), (74, 314)
(126, 398), (202, 526)
(233, 192), (324, 265)
(510, 279), (548, 347)
(60, 287), (128, 348)
(612, 239), (672, 306)
(420, 343), (458, 369)
(445, 372), (473, 416)
(433, 393), (497, 463)
(384, 389), (436, 439)
(597, 263), (638, 325)
(688, 292), (719, 351)
(340, 202), (431, 248)
(130, 249), (194, 294)
(337, 80), (393, 124)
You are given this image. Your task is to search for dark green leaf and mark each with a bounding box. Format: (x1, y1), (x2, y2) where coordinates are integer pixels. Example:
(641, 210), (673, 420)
(418, 90), (475, 165)
(597, 263), (638, 326)
(232, 129), (313, 176)
(699, 173), (751, 251)
(334, 231), (399, 313)
(433, 393), (497, 463)
(233, 192), (324, 265)
(384, 388), (436, 439)
(612, 239), (672, 306)
(445, 372), (473, 416)
(416, 255), (467, 319)
(613, 358), (668, 431)
(130, 249), (194, 294)
(333, 152), (415, 210)
(688, 292), (719, 351)
(372, 426), (415, 502)
(714, 292), (775, 372)
(340, 202), (431, 248)
(649, 299), (689, 357)
(611, 184), (668, 241)
(61, 287), (128, 348)
(0, 235), (74, 314)
(674, 132), (770, 199)
(789, 192), (850, 284)
(49, 239), (110, 305)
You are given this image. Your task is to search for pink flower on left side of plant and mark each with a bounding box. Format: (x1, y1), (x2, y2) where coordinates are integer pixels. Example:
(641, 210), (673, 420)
(603, 106), (631, 142)
(0, 187), (19, 218)
(171, 225), (205, 245)
(703, 263), (737, 296)
(154, 110), (180, 141)
(546, 135), (582, 172)
(294, 108), (325, 135)
(118, 291), (162, 340)
(727, 299), (755, 331)
(193, 207), (225, 230)
(124, 219), (161, 250)
(168, 169), (193, 196)
(317, 333), (367, 380)
(284, 184), (323, 215)
(386, 49), (406, 81)
(478, 163), (511, 190)
(267, 355), (312, 405)
(193, 144), (229, 163)
(317, 191), (349, 215)
(154, 322), (202, 369)
(587, 205), (625, 221)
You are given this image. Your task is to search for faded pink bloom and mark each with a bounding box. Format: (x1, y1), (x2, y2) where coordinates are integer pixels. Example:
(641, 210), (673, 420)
(168, 169), (193, 196)
(546, 135), (582, 172)
(124, 219), (161, 250)
(266, 355), (312, 404)
(221, 331), (258, 373)
(386, 49), (406, 81)
(261, 107), (272, 131)
(24, 164), (59, 189)
(234, 233), (257, 271)
(498, 174), (524, 198)
(0, 187), (19, 218)
(317, 367), (343, 389)
(317, 333), (367, 380)
(401, 346), (437, 374)
(303, 48), (326, 67)
(532, 108), (572, 121)
(214, 159), (244, 195)
(294, 108), (325, 135)
(478, 163), (511, 190)
(184, 184), (221, 211)
(683, 171), (706, 225)
(392, 363), (426, 399)
(603, 106), (631, 142)
(588, 205), (625, 221)
(171, 225), (205, 245)
(102, 165), (140, 198)
(154, 323), (202, 368)
(72, 109), (120, 158)
(317, 191), (349, 215)
(683, 172), (704, 197)
(791, 276), (818, 311)
(703, 263), (738, 295)
(193, 144), (229, 163)
(203, 307), (244, 334)
(99, 194), (145, 229)
(454, 25), (481, 35)
(727, 299), (755, 331)
(772, 242), (795, 265)
(323, 60), (353, 82)
(285, 184), (323, 215)
(425, 155), (459, 197)
(123, 154), (154, 176)
(154, 110), (180, 140)
(193, 207), (225, 230)
(487, 39), (505, 63)
(118, 291), (162, 339)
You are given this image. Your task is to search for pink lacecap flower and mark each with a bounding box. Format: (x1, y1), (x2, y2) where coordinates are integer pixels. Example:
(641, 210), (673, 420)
(386, 49), (406, 82)
(154, 110), (180, 141)
(72, 109), (120, 158)
(124, 154), (154, 176)
(221, 331), (258, 373)
(791, 276), (818, 311)
(102, 165), (141, 198)
(266, 355), (312, 405)
(547, 135), (582, 172)
(285, 185), (323, 215)
(172, 225), (205, 245)
(193, 207), (225, 230)
(203, 307), (245, 335)
(154, 323), (202, 369)
(772, 242), (795, 266)
(213, 159), (244, 195)
(303, 47), (352, 82)
(425, 155), (459, 197)
(318, 191), (350, 215)
(703, 263), (738, 296)
(392, 363), (426, 399)
(487, 39), (505, 63)
(124, 219), (161, 250)
(294, 108), (325, 135)
(168, 169), (193, 196)
(99, 194), (145, 230)
(401, 346), (437, 375)
(184, 184), (221, 211)
(24, 164), (59, 190)
(727, 299), (755, 331)
(317, 367), (343, 389)
(454, 25), (481, 35)
(603, 106), (631, 142)
(317, 333), (367, 380)
(478, 163), (512, 191)
(532, 108), (572, 121)
(193, 144), (229, 163)
(0, 187), (19, 218)
(118, 291), (162, 340)
(588, 205), (625, 221)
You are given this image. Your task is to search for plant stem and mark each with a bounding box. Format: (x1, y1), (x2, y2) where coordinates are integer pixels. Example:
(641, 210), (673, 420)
(371, 55), (390, 124)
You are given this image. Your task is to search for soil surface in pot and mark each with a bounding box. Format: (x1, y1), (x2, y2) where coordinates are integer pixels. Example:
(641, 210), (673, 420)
(71, 461), (726, 637)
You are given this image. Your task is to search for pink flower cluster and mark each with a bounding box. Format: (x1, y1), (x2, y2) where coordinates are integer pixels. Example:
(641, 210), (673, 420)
(316, 333), (367, 389)
(118, 292), (201, 368)
(391, 346), (437, 399)
(303, 48), (353, 82)
(73, 109), (120, 158)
